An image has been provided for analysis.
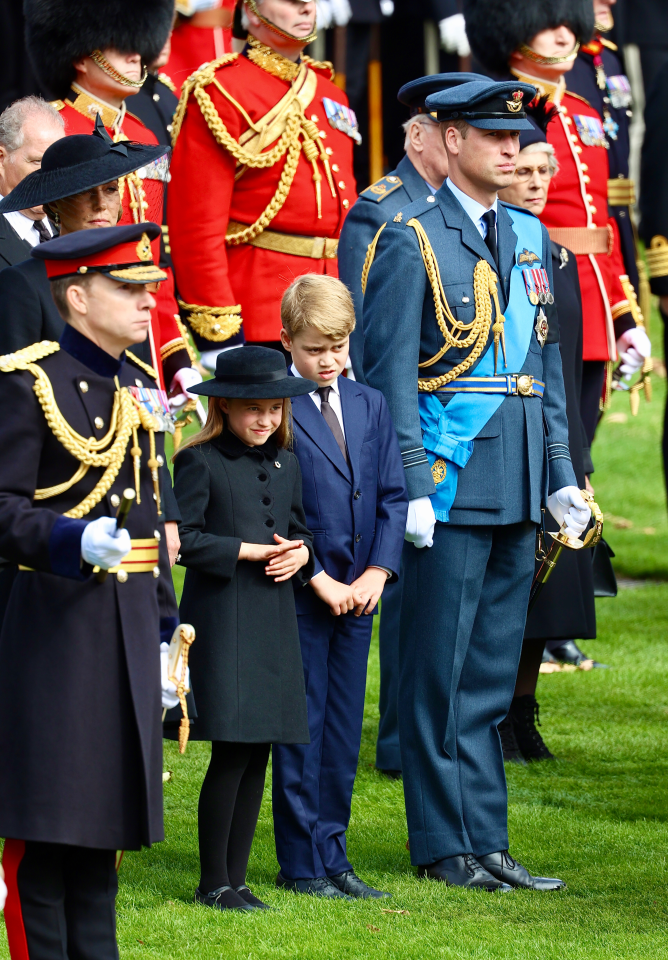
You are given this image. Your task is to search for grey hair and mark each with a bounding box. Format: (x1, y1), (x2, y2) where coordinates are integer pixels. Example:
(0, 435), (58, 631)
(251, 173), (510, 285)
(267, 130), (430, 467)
(0, 96), (64, 154)
(520, 140), (559, 177)
(402, 113), (437, 151)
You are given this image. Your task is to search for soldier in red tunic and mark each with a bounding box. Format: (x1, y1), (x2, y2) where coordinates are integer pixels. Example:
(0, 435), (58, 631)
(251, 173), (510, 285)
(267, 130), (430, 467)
(464, 0), (651, 447)
(24, 0), (201, 400)
(166, 0), (237, 95)
(168, 0), (358, 368)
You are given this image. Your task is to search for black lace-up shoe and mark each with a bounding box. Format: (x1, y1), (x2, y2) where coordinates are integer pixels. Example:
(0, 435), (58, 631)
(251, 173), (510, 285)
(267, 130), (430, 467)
(276, 872), (352, 899)
(477, 851), (566, 891)
(328, 870), (391, 899)
(194, 885), (253, 911)
(509, 695), (556, 761)
(549, 639), (608, 668)
(498, 713), (527, 763)
(418, 854), (513, 892)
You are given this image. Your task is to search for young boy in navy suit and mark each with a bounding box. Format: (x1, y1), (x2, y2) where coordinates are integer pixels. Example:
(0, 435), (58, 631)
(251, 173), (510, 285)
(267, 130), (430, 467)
(272, 275), (407, 900)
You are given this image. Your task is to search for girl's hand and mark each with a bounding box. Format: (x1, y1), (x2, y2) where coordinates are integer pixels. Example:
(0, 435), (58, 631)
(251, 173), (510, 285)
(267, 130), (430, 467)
(239, 539), (293, 562)
(310, 571), (355, 616)
(350, 566), (388, 616)
(265, 534), (310, 582)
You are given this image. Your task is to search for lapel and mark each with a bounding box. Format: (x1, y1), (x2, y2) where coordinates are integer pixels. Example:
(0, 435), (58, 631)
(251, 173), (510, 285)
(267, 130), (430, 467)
(496, 203), (518, 305)
(338, 377), (366, 486)
(436, 183), (498, 274)
(396, 154), (431, 202)
(291, 390), (351, 482)
(0, 215), (32, 267)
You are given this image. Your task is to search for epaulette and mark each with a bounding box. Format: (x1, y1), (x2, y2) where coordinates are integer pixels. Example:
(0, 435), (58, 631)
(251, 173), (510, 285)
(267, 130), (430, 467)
(360, 175), (403, 203)
(564, 89), (593, 108)
(390, 194), (439, 225)
(600, 38), (618, 52)
(50, 100), (65, 112)
(0, 341), (60, 373)
(126, 350), (159, 383)
(157, 72), (177, 93)
(188, 52), (239, 86)
(302, 55), (335, 82)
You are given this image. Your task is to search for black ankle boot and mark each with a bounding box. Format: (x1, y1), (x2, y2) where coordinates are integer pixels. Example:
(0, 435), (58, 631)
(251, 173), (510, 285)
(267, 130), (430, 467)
(498, 713), (526, 763)
(509, 695), (555, 761)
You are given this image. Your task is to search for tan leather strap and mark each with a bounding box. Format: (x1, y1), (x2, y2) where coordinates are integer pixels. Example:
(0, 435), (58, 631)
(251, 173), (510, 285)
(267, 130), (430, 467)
(547, 226), (610, 255)
(608, 177), (636, 206)
(227, 221), (338, 258)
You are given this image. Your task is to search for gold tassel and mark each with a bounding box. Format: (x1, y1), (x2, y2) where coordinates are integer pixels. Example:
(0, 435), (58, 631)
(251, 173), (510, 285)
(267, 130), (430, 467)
(175, 626), (196, 754)
(489, 273), (507, 374)
(301, 135), (323, 219)
(147, 428), (161, 516)
(130, 426), (142, 503)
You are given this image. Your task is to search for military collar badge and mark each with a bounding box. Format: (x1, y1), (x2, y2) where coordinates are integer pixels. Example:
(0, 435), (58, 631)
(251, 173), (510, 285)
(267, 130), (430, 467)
(573, 114), (609, 149)
(535, 308), (549, 347)
(523, 267), (553, 305)
(322, 97), (362, 144)
(518, 248), (540, 265)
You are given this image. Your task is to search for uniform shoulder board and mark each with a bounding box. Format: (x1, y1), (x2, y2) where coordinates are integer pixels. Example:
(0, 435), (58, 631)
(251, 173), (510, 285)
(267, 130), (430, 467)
(157, 72), (177, 94)
(126, 350), (159, 383)
(360, 175), (403, 203)
(600, 38), (618, 52)
(302, 55), (335, 81)
(50, 100), (65, 112)
(0, 340), (60, 373)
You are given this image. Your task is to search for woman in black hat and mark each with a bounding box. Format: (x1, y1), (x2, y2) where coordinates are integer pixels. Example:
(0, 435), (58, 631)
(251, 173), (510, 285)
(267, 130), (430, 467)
(173, 345), (316, 912)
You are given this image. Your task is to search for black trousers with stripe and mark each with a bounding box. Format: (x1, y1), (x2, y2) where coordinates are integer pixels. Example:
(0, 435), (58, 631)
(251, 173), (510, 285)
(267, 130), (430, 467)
(2, 840), (118, 960)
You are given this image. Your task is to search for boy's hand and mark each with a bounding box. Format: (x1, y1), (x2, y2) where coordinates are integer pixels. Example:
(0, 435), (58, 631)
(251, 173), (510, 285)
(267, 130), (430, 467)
(265, 534), (310, 582)
(351, 566), (388, 616)
(310, 571), (355, 616)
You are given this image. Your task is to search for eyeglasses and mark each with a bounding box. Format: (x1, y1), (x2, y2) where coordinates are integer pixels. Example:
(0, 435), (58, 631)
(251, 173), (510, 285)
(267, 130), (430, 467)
(514, 164), (552, 183)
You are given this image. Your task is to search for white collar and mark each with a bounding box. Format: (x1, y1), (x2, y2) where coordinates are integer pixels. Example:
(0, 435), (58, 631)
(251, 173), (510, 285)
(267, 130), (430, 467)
(446, 177), (498, 227)
(0, 196), (51, 244)
(290, 363), (341, 395)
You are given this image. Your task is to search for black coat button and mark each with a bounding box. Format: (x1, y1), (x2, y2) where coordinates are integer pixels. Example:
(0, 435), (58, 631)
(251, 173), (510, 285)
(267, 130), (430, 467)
(355, 533), (362, 542)
(262, 496), (271, 506)
(257, 473), (268, 482)
(354, 490), (361, 500)
(265, 518), (275, 527)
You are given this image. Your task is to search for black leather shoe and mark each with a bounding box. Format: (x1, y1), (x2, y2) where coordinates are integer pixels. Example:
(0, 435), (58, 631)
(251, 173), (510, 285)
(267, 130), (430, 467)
(418, 854), (513, 892)
(477, 851), (566, 890)
(549, 639), (608, 668)
(377, 768), (402, 780)
(329, 870), (391, 899)
(194, 885), (253, 911)
(276, 871), (352, 899)
(509, 696), (555, 761)
(234, 885), (271, 909)
(498, 714), (527, 764)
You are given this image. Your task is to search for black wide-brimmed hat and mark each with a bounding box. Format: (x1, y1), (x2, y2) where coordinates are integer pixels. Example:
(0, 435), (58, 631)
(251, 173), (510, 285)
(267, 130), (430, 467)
(33, 222), (167, 284)
(188, 346), (318, 399)
(425, 79), (537, 130)
(398, 72), (489, 115)
(0, 116), (168, 214)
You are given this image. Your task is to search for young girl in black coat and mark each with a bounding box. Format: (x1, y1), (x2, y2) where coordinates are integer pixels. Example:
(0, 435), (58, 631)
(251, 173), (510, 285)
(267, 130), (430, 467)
(173, 346), (317, 911)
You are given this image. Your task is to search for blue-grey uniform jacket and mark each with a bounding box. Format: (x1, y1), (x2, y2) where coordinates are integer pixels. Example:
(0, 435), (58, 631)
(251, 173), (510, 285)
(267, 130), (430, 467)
(362, 182), (577, 525)
(339, 155), (432, 381)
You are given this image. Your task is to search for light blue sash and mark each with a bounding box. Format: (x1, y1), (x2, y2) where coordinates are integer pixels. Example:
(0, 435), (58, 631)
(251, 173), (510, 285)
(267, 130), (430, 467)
(419, 207), (543, 521)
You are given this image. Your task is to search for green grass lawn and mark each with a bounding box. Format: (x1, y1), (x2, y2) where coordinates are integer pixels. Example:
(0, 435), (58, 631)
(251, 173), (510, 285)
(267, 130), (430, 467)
(2, 322), (668, 958)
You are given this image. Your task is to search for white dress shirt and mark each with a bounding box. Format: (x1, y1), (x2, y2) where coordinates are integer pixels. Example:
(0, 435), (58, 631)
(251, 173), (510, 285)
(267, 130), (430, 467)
(0, 198), (54, 248)
(445, 177), (498, 241)
(290, 364), (346, 441)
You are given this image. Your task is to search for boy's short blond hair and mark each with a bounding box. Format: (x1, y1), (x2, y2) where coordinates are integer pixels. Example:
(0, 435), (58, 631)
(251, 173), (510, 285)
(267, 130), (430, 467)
(281, 274), (356, 340)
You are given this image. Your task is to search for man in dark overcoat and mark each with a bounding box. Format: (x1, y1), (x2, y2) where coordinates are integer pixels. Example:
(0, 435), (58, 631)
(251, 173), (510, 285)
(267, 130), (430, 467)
(0, 223), (178, 959)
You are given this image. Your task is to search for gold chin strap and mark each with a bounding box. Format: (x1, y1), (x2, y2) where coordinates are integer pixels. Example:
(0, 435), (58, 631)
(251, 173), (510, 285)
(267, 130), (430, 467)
(243, 0), (317, 45)
(594, 14), (614, 33)
(518, 41), (580, 66)
(90, 50), (148, 88)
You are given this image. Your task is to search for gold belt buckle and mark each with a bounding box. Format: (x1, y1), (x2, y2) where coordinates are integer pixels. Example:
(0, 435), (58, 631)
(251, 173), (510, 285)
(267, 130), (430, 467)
(310, 236), (326, 258)
(324, 238), (338, 259)
(516, 375), (534, 396)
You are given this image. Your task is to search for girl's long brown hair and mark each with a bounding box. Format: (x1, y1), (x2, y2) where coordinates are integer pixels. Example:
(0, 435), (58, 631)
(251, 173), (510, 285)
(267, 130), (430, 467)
(174, 397), (293, 459)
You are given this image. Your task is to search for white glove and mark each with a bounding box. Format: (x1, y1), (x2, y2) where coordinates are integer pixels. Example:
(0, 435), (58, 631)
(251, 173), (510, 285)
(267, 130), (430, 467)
(199, 344), (243, 372)
(405, 495), (436, 549)
(547, 485), (591, 539)
(379, 0), (394, 15)
(81, 516), (131, 569)
(616, 327), (651, 379)
(160, 641), (190, 710)
(439, 14), (470, 57)
(169, 366), (203, 412)
(0, 871), (6, 911)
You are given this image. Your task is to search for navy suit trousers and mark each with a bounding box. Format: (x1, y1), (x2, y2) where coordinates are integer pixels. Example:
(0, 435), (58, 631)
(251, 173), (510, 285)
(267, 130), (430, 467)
(272, 610), (373, 879)
(398, 521), (536, 866)
(375, 574), (403, 773)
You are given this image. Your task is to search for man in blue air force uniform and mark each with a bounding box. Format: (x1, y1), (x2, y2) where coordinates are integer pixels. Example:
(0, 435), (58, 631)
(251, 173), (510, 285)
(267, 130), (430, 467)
(339, 71), (485, 780)
(363, 79), (591, 891)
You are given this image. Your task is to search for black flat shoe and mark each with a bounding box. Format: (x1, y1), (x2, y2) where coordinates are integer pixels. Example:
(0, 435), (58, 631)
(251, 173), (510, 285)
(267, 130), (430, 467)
(549, 639), (608, 668)
(377, 768), (402, 780)
(194, 885), (253, 911)
(509, 696), (555, 761)
(498, 713), (527, 764)
(235, 885), (271, 909)
(276, 871), (352, 899)
(418, 854), (513, 892)
(477, 851), (566, 891)
(328, 870), (391, 899)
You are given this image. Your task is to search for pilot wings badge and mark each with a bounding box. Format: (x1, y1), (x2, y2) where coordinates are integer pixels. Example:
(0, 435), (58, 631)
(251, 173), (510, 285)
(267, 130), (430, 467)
(518, 248), (540, 265)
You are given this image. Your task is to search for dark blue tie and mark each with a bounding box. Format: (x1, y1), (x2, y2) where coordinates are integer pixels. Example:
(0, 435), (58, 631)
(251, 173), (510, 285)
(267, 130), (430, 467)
(482, 209), (499, 273)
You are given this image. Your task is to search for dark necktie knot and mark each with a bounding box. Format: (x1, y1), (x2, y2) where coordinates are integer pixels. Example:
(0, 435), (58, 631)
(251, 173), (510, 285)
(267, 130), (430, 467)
(316, 384), (348, 466)
(34, 219), (51, 243)
(317, 386), (331, 403)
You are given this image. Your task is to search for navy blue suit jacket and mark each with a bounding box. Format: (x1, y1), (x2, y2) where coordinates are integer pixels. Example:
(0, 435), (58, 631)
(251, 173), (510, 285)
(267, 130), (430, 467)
(290, 374), (407, 615)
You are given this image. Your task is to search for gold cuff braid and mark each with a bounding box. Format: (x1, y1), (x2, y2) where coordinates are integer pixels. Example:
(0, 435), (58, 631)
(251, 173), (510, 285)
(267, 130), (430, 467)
(647, 236), (668, 279)
(179, 300), (243, 341)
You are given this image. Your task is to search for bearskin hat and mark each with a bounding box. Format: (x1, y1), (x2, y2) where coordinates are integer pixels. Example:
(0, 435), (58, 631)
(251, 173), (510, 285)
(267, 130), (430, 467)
(24, 0), (175, 100)
(463, 0), (594, 77)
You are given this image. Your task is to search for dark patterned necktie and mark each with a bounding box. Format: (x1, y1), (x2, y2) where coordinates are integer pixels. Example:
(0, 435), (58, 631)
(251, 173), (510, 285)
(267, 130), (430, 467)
(317, 386), (348, 464)
(481, 209), (499, 273)
(33, 219), (51, 243)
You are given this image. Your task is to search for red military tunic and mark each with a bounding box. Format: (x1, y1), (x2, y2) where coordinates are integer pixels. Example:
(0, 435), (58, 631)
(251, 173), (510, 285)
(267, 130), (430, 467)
(513, 72), (634, 362)
(168, 41), (357, 345)
(54, 86), (191, 389)
(164, 2), (235, 94)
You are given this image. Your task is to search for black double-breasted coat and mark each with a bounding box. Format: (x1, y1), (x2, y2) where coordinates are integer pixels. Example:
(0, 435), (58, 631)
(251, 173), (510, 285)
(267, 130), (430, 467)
(174, 430), (314, 744)
(0, 327), (177, 850)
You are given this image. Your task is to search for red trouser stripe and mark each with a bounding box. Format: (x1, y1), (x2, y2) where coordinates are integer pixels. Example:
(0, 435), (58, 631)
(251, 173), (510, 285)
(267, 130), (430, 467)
(2, 839), (29, 960)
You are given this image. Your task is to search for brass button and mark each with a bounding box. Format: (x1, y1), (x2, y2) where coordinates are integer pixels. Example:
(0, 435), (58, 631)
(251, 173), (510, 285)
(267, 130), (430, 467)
(583, 175), (590, 183)
(110, 494), (120, 508)
(319, 130), (326, 138)
(310, 114), (319, 121)
(117, 569), (128, 583)
(586, 194), (593, 202)
(574, 146), (582, 154)
(589, 205), (597, 213)
(342, 199), (349, 208)
(426, 196), (435, 202)
(153, 92), (160, 101)
(94, 417), (104, 429)
(157, 454), (164, 466)
(152, 566), (160, 579)
(386, 176), (399, 182)
(154, 529), (161, 541)
(338, 180), (346, 189)
(332, 163), (339, 172)
(564, 116), (572, 125)
(325, 147), (333, 155)
(462, 296), (470, 303)
(580, 163), (588, 171)
(79, 380), (88, 393)
(135, 378), (143, 387)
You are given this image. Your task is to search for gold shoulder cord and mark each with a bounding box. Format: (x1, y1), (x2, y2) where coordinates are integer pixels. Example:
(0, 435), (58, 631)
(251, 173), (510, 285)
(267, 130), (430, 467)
(0, 342), (161, 518)
(361, 221), (506, 391)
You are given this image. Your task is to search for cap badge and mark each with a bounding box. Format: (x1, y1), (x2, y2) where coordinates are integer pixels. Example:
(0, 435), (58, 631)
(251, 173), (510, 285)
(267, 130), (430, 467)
(507, 90), (524, 113)
(136, 233), (152, 261)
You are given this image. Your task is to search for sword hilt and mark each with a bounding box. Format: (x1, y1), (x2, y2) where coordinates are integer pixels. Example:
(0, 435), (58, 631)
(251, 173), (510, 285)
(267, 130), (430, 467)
(96, 488), (136, 583)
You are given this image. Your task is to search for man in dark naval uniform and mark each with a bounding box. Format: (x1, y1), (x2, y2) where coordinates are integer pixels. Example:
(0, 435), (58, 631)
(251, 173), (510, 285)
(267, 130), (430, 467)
(338, 71), (485, 780)
(0, 223), (179, 959)
(363, 79), (591, 890)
